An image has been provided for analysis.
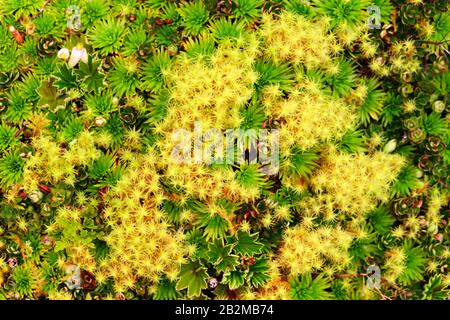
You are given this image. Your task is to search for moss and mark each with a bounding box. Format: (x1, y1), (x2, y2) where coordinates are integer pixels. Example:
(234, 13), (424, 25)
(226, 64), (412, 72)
(0, 0), (448, 301)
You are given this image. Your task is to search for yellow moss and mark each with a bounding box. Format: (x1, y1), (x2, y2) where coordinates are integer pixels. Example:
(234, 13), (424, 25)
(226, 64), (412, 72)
(255, 277), (291, 299)
(336, 22), (364, 47)
(425, 188), (447, 234)
(279, 223), (353, 277)
(47, 289), (74, 300)
(266, 90), (357, 153)
(360, 40), (378, 58)
(305, 150), (405, 216)
(388, 41), (422, 75)
(22, 135), (77, 192)
(261, 12), (339, 70)
(160, 37), (258, 132)
(392, 225), (406, 239)
(64, 130), (100, 166)
(369, 58), (390, 77)
(27, 112), (51, 137)
(97, 152), (191, 289)
(402, 99), (417, 113)
(383, 247), (406, 283)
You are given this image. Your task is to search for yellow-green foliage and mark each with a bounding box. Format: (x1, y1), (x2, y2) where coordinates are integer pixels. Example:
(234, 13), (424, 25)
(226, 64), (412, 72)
(370, 40), (421, 77)
(383, 246), (407, 283)
(22, 136), (76, 192)
(251, 259), (291, 299)
(0, 256), (8, 287)
(278, 223), (353, 277)
(389, 40), (421, 75)
(2, 0), (445, 301)
(307, 149), (405, 216)
(151, 37), (267, 203)
(425, 188), (448, 234)
(335, 22), (367, 47)
(261, 12), (341, 70)
(63, 131), (101, 167)
(266, 88), (357, 152)
(158, 37), (258, 132)
(22, 131), (99, 192)
(51, 207), (98, 271)
(160, 162), (262, 203)
(251, 278), (291, 300)
(97, 152), (191, 293)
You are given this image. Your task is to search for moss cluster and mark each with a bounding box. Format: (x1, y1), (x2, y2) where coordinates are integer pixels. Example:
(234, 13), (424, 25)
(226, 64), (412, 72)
(0, 0), (449, 300)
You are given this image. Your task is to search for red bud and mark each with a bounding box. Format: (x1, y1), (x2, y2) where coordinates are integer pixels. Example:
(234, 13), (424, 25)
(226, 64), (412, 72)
(19, 190), (28, 199)
(38, 185), (51, 193)
(9, 26), (23, 45)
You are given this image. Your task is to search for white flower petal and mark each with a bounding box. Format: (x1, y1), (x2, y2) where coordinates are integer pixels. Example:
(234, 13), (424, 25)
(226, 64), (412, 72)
(68, 46), (83, 68)
(80, 48), (88, 64)
(57, 48), (70, 61)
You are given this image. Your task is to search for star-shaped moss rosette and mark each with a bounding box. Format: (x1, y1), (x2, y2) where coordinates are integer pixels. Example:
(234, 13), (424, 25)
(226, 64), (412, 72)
(0, 0), (449, 301)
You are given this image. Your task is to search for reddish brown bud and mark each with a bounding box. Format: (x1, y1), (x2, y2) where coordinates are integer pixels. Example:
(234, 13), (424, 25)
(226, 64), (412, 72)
(38, 185), (51, 194)
(18, 190), (28, 199)
(9, 26), (23, 45)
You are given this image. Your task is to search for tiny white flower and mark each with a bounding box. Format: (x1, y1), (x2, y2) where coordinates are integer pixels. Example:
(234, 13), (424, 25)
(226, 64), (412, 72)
(95, 116), (107, 127)
(28, 190), (43, 204)
(57, 48), (70, 61)
(68, 43), (88, 68)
